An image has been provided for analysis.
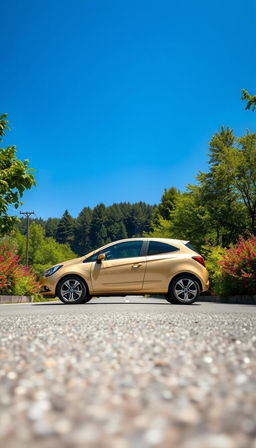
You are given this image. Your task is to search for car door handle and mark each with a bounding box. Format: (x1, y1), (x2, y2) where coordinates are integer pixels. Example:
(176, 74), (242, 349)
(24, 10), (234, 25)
(132, 264), (142, 269)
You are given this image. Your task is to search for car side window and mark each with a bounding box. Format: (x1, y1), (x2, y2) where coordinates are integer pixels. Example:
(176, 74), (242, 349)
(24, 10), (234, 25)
(84, 241), (143, 262)
(147, 241), (179, 256)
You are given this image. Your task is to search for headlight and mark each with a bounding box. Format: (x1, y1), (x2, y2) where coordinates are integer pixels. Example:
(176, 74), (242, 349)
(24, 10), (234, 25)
(44, 265), (63, 277)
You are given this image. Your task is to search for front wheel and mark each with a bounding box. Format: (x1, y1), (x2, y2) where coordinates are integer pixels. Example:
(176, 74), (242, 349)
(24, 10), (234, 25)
(166, 276), (200, 304)
(57, 276), (90, 304)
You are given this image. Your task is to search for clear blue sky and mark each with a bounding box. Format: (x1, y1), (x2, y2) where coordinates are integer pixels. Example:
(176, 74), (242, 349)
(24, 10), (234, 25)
(1, 0), (255, 219)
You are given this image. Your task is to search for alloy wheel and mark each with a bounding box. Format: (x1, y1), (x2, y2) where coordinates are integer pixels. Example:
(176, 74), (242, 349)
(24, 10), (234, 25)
(173, 278), (198, 303)
(60, 279), (83, 302)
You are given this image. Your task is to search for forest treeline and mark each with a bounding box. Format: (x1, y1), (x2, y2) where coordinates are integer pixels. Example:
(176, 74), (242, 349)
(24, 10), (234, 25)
(17, 202), (155, 256)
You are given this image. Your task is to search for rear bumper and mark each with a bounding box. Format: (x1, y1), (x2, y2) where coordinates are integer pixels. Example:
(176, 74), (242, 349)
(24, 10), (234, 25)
(201, 278), (210, 292)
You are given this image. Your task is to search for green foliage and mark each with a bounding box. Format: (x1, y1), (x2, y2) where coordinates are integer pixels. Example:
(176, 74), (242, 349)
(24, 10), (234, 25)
(73, 207), (93, 255)
(202, 236), (256, 297)
(106, 204), (127, 242)
(16, 202), (155, 257)
(144, 216), (171, 238)
(14, 224), (76, 276)
(241, 89), (256, 112)
(0, 114), (9, 139)
(90, 203), (108, 248)
(120, 202), (154, 238)
(224, 132), (256, 233)
(202, 245), (225, 278)
(197, 127), (248, 245)
(13, 274), (38, 296)
(45, 217), (60, 238)
(148, 122), (255, 250)
(72, 201), (154, 254)
(169, 187), (214, 248)
(0, 114), (36, 235)
(56, 210), (74, 245)
(201, 245), (226, 294)
(218, 235), (256, 295)
(0, 238), (38, 295)
(152, 187), (180, 225)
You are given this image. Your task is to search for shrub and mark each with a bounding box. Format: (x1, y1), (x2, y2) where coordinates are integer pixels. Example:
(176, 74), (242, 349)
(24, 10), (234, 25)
(202, 237), (256, 296)
(0, 241), (39, 296)
(13, 266), (39, 296)
(201, 245), (226, 294)
(0, 244), (20, 294)
(218, 235), (256, 295)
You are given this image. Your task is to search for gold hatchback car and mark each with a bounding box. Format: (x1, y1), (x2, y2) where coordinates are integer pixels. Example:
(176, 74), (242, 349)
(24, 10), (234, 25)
(40, 238), (209, 305)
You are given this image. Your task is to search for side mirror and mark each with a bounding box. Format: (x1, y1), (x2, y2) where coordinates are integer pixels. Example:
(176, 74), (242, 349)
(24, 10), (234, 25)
(97, 253), (106, 264)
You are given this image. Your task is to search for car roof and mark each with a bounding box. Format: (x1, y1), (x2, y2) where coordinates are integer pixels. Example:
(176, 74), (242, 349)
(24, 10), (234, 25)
(104, 237), (188, 244)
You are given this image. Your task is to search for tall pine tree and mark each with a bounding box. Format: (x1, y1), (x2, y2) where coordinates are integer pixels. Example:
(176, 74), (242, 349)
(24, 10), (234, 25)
(56, 210), (74, 246)
(197, 127), (248, 245)
(90, 204), (108, 248)
(73, 207), (93, 255)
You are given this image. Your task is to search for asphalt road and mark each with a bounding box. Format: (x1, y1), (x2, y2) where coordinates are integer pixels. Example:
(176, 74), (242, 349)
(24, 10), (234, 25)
(1, 297), (256, 448)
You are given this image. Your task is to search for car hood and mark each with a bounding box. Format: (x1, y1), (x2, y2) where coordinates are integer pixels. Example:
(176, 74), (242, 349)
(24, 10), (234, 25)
(58, 256), (85, 267)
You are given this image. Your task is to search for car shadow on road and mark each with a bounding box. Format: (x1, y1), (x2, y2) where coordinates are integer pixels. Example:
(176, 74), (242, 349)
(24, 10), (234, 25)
(32, 301), (202, 306)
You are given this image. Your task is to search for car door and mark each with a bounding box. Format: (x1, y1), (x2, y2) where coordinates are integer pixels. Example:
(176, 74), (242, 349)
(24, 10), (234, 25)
(90, 240), (146, 293)
(143, 240), (180, 291)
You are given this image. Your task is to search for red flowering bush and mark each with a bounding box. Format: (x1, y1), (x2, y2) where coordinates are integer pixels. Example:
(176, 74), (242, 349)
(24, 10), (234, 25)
(219, 235), (256, 295)
(0, 241), (39, 296)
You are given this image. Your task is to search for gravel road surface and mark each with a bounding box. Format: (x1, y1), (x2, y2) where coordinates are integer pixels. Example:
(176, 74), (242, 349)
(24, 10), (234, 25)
(0, 297), (256, 448)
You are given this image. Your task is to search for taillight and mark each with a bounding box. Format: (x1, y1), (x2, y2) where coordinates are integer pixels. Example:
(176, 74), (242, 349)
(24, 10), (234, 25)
(192, 256), (205, 267)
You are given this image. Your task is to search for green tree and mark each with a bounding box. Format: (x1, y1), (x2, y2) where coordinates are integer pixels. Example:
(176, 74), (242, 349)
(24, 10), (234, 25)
(17, 217), (46, 234)
(147, 188), (212, 248)
(223, 132), (256, 233)
(148, 128), (249, 248)
(0, 114), (36, 234)
(122, 202), (153, 237)
(14, 224), (76, 275)
(73, 207), (93, 255)
(106, 204), (127, 242)
(56, 210), (74, 245)
(144, 215), (172, 238)
(155, 187), (180, 220)
(169, 187), (213, 248)
(90, 204), (108, 248)
(197, 127), (247, 245)
(151, 187), (180, 229)
(241, 89), (256, 112)
(125, 204), (144, 237)
(45, 218), (60, 238)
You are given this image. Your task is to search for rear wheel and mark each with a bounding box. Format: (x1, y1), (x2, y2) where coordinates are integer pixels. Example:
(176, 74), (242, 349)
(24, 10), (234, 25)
(57, 276), (90, 304)
(166, 275), (200, 304)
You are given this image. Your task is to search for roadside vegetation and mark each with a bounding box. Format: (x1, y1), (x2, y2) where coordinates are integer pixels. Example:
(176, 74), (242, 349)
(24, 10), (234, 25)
(0, 239), (38, 296)
(0, 90), (255, 298)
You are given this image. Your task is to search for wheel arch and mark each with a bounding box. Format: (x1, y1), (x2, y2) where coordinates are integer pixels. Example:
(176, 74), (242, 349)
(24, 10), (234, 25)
(168, 272), (202, 293)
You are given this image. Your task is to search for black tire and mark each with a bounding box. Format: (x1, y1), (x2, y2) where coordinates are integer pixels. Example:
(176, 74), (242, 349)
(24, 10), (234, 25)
(166, 275), (200, 305)
(56, 276), (90, 304)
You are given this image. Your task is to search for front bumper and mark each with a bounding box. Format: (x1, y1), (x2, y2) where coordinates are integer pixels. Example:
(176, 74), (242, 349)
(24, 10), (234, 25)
(39, 276), (56, 297)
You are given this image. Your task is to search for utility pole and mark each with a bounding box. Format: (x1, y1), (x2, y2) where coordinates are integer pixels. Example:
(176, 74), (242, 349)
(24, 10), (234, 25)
(20, 211), (35, 266)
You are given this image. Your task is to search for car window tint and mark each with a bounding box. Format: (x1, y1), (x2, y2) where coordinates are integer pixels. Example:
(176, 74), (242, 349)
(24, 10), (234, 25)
(147, 241), (179, 255)
(185, 242), (199, 253)
(84, 241), (143, 262)
(84, 252), (100, 263)
(106, 241), (143, 260)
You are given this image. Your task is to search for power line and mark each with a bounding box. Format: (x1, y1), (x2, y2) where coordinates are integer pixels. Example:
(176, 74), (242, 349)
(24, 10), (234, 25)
(19, 211), (35, 266)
